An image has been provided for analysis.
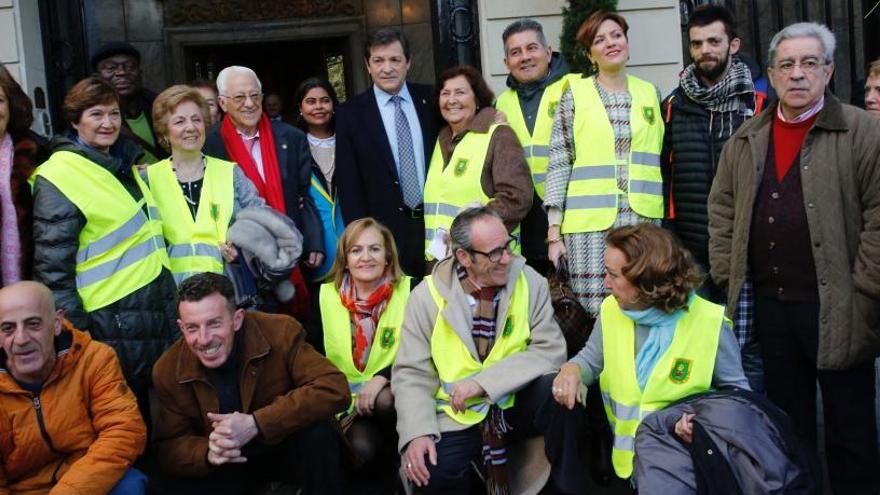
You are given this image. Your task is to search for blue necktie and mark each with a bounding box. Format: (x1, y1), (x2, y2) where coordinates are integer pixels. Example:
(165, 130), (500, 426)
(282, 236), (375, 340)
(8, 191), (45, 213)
(392, 95), (421, 208)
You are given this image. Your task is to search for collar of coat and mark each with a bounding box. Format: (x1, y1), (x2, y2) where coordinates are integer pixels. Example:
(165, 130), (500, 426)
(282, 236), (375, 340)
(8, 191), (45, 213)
(741, 90), (848, 139)
(174, 312), (271, 384)
(0, 323), (87, 393)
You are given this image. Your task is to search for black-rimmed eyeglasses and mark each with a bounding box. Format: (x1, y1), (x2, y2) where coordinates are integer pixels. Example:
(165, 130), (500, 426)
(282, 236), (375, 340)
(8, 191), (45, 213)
(467, 237), (517, 263)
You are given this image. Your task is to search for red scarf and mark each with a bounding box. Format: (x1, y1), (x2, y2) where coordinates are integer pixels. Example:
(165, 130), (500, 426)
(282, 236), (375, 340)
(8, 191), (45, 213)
(339, 272), (394, 371)
(221, 113), (312, 318)
(220, 113), (287, 212)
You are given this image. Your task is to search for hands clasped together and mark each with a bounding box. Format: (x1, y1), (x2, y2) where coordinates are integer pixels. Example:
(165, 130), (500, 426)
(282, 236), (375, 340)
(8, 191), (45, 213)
(206, 411), (260, 466)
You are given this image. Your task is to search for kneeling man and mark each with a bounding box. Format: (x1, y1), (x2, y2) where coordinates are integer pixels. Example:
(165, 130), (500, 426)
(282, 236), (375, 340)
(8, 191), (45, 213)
(152, 273), (350, 494)
(0, 281), (147, 494)
(393, 207), (583, 494)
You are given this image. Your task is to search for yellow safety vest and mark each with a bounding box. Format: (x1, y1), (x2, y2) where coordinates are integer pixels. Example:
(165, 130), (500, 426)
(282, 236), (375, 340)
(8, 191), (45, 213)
(562, 75), (664, 234)
(31, 151), (169, 312)
(599, 294), (723, 478)
(427, 272), (531, 425)
(495, 77), (567, 199)
(148, 157), (234, 285)
(320, 276), (411, 415)
(423, 124), (520, 259)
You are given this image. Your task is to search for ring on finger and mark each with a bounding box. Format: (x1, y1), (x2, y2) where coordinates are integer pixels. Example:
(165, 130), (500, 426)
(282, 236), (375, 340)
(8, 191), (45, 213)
(406, 462), (413, 469)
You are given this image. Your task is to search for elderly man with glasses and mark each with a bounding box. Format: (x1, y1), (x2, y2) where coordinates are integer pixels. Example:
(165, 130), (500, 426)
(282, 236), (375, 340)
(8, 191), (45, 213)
(708, 22), (880, 493)
(204, 66), (325, 310)
(393, 206), (584, 494)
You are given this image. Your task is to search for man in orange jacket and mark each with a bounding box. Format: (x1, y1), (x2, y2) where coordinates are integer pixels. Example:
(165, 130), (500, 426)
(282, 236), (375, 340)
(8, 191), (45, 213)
(0, 281), (147, 494)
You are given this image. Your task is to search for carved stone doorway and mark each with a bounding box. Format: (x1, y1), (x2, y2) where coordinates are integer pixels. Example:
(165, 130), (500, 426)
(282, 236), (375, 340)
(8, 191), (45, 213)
(165, 17), (367, 111)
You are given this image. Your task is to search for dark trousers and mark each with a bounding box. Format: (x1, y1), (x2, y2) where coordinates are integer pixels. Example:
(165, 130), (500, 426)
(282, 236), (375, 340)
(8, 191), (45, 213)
(399, 214), (427, 279)
(755, 297), (879, 494)
(418, 374), (584, 495)
(163, 421), (341, 495)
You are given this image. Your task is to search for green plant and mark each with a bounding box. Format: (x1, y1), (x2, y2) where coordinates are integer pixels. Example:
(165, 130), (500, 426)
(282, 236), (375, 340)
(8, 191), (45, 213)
(559, 0), (618, 74)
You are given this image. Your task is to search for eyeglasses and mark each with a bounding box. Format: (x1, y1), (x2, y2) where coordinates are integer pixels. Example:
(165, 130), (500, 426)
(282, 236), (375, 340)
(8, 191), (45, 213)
(774, 59), (825, 75)
(220, 92), (263, 106)
(98, 62), (139, 74)
(468, 237), (517, 263)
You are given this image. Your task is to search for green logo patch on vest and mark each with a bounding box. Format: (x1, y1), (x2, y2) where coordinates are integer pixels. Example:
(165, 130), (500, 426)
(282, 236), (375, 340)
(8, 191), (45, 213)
(502, 316), (514, 337)
(453, 158), (469, 177)
(380, 327), (396, 348)
(547, 100), (559, 118)
(669, 358), (692, 384)
(642, 106), (656, 125)
(210, 202), (220, 222)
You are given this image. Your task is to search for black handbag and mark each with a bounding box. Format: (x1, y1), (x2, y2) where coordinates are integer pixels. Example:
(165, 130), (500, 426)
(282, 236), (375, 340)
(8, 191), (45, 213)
(547, 259), (615, 485)
(547, 258), (592, 358)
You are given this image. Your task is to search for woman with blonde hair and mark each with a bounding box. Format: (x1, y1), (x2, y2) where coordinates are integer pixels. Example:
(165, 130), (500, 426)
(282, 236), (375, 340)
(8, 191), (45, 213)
(552, 222), (748, 481)
(145, 84), (269, 285)
(317, 217), (411, 483)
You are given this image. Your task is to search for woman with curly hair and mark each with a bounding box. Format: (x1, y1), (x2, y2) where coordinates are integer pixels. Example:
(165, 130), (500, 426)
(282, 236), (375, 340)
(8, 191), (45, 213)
(551, 222), (748, 481)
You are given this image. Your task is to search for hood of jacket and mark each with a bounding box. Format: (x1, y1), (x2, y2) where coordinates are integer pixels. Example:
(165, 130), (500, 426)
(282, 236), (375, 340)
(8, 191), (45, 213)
(0, 322), (89, 393)
(506, 52), (570, 96)
(48, 131), (144, 174)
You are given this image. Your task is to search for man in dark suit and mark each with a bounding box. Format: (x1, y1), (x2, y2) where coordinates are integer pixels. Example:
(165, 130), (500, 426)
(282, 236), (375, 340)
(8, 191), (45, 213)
(204, 66), (324, 281)
(335, 29), (439, 277)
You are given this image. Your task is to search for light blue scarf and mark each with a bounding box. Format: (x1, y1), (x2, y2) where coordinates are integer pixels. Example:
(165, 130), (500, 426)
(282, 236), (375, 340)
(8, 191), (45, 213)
(623, 293), (695, 390)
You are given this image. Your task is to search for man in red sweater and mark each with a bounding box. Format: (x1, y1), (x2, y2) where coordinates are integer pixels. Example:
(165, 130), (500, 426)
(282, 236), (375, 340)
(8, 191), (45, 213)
(708, 22), (880, 494)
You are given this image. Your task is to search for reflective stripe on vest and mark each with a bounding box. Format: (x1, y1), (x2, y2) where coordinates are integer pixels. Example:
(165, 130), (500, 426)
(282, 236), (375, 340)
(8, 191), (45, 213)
(321, 277), (411, 415)
(598, 294), (723, 478)
(562, 75), (664, 234)
(495, 77), (567, 200)
(33, 151), (168, 311)
(148, 157), (234, 285)
(308, 172), (344, 280)
(426, 272), (530, 425)
(423, 124), (520, 260)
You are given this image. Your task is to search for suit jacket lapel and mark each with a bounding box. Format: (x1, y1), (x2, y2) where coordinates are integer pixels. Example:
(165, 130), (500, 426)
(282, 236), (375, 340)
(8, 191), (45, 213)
(363, 90), (398, 178)
(411, 86), (435, 162)
(270, 121), (289, 182)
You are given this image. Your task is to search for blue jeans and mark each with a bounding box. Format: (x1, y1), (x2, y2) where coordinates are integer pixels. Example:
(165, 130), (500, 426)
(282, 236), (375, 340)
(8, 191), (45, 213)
(109, 467), (148, 495)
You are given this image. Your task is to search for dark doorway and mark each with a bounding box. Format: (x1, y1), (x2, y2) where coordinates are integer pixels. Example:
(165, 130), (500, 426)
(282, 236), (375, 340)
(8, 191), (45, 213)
(185, 37), (350, 124)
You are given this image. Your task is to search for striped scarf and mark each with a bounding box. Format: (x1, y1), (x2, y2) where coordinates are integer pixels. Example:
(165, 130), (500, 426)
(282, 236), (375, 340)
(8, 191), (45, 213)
(457, 264), (512, 495)
(339, 271), (394, 371)
(680, 59), (755, 115)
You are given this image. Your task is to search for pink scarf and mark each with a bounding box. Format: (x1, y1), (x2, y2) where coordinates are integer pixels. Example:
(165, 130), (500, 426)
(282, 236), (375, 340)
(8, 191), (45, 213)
(0, 134), (21, 285)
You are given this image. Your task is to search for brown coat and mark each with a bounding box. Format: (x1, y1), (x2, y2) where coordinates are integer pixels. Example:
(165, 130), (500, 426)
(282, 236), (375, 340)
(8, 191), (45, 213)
(151, 311), (350, 477)
(708, 93), (880, 369)
(437, 107), (534, 231)
(0, 325), (146, 494)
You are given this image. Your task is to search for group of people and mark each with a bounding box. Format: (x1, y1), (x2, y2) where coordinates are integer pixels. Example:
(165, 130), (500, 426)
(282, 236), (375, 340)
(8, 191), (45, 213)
(1, 4), (879, 495)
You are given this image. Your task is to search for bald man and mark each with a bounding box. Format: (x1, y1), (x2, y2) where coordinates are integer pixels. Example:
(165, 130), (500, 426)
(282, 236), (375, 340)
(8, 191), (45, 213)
(0, 282), (148, 494)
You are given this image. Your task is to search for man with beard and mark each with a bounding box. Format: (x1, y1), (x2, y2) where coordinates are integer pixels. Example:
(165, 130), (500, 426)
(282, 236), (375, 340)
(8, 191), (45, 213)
(92, 42), (167, 163)
(495, 19), (569, 274)
(661, 5), (763, 390)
